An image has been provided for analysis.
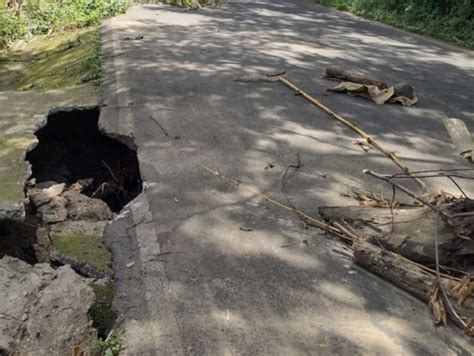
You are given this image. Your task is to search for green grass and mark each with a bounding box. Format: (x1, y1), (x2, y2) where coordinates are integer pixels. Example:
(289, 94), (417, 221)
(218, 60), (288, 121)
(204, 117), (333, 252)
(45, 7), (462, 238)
(1, 0), (130, 49)
(160, 0), (221, 8)
(315, 0), (474, 49)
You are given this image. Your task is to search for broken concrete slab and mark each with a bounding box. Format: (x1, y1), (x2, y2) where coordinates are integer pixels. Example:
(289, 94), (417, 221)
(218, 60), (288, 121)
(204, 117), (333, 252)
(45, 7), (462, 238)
(37, 195), (68, 223)
(0, 256), (96, 354)
(0, 84), (98, 221)
(29, 183), (65, 207)
(63, 190), (114, 221)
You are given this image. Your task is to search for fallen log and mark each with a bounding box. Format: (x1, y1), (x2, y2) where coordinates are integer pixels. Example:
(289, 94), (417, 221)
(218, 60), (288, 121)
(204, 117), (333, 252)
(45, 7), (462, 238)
(353, 240), (474, 334)
(325, 67), (389, 89)
(442, 116), (474, 163)
(319, 205), (474, 265)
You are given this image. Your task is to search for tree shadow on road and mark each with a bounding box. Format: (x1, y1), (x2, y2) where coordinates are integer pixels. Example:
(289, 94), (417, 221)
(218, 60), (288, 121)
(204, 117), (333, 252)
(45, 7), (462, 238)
(101, 1), (474, 354)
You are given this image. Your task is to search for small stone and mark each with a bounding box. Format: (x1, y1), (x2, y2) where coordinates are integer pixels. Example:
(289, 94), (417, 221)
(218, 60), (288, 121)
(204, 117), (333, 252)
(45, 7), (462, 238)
(126, 261), (135, 268)
(30, 183), (65, 207)
(38, 196), (68, 223)
(21, 313), (28, 321)
(35, 181), (59, 189)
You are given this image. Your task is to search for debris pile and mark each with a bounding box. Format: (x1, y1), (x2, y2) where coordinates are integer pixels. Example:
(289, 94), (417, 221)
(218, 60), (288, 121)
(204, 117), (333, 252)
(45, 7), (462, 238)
(0, 108), (143, 353)
(320, 180), (474, 335)
(26, 179), (114, 279)
(216, 68), (473, 336)
(325, 67), (418, 106)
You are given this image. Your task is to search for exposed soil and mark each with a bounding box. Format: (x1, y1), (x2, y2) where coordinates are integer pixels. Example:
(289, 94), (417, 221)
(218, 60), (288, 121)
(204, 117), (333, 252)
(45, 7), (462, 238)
(26, 108), (142, 212)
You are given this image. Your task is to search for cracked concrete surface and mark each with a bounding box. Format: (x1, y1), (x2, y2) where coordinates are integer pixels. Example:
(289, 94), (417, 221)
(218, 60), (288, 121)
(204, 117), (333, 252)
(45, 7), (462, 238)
(0, 85), (98, 220)
(99, 1), (474, 354)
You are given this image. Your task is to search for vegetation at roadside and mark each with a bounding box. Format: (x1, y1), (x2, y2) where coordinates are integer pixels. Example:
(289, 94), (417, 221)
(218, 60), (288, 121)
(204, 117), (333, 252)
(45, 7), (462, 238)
(91, 334), (123, 356)
(51, 234), (113, 275)
(0, 0), (130, 49)
(315, 0), (474, 49)
(159, 0), (221, 8)
(0, 27), (101, 90)
(89, 282), (117, 339)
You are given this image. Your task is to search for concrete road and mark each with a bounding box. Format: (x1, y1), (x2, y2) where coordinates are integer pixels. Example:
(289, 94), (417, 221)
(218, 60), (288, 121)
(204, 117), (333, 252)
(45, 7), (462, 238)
(100, 1), (474, 354)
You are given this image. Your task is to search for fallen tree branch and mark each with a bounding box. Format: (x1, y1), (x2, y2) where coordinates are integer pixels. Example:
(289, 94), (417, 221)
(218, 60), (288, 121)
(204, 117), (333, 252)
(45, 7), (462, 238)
(363, 169), (453, 224)
(236, 71), (428, 191)
(434, 215), (468, 330)
(325, 67), (389, 88)
(200, 164), (354, 241)
(276, 76), (428, 190)
(281, 152), (301, 211)
(353, 240), (472, 333)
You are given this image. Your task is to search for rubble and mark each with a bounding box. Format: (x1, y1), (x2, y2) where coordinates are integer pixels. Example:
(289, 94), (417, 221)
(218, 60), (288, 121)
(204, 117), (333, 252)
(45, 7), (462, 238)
(63, 190), (114, 221)
(37, 195), (68, 223)
(320, 192), (474, 334)
(0, 256), (96, 354)
(0, 108), (142, 351)
(28, 183), (65, 207)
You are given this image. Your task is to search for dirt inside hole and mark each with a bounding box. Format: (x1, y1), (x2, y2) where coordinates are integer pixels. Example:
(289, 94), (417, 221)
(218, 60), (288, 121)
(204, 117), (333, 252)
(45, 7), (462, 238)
(26, 108), (142, 212)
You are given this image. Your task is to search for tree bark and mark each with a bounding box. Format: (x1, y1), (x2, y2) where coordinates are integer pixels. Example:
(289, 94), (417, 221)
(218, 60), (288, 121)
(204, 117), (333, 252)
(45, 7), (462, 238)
(325, 67), (389, 89)
(352, 240), (473, 328)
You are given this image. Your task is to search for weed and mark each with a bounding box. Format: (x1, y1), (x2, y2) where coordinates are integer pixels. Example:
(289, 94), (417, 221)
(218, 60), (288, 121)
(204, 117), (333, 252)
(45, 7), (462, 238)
(1, 0), (131, 49)
(315, 0), (474, 49)
(91, 334), (123, 356)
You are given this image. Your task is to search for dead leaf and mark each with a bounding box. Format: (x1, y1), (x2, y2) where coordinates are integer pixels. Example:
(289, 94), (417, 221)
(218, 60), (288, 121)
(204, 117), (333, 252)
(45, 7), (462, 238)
(452, 276), (473, 306)
(328, 81), (417, 106)
(72, 346), (84, 356)
(354, 191), (399, 209)
(352, 138), (371, 152)
(429, 284), (447, 326)
(465, 319), (474, 337)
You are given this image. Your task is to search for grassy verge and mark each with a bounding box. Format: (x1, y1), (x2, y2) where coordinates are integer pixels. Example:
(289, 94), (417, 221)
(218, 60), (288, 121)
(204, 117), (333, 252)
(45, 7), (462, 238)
(1, 0), (130, 49)
(0, 27), (101, 90)
(0, 1), (131, 91)
(154, 0), (221, 8)
(315, 0), (474, 49)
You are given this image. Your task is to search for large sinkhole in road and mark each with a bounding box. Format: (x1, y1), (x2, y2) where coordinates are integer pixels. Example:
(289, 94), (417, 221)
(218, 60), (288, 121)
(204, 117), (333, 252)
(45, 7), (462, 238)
(26, 108), (142, 212)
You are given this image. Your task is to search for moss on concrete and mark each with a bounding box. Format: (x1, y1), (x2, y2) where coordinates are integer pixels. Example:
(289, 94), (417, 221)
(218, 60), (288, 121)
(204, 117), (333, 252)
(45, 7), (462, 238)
(0, 162), (29, 203)
(0, 27), (101, 91)
(0, 137), (31, 203)
(89, 281), (117, 337)
(51, 234), (113, 275)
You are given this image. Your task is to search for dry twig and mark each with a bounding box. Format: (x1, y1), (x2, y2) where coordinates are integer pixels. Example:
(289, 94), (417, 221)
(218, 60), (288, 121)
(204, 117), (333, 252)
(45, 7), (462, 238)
(274, 75), (427, 191)
(363, 170), (453, 224)
(200, 164), (354, 241)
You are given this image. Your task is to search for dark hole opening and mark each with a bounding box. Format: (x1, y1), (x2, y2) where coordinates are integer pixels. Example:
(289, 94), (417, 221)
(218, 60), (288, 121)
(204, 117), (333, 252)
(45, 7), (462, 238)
(0, 217), (39, 264)
(26, 108), (142, 212)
